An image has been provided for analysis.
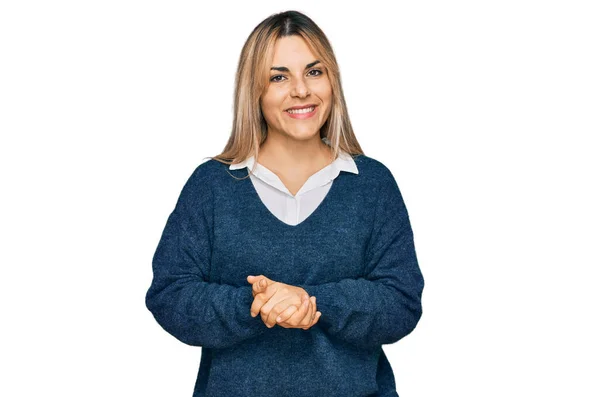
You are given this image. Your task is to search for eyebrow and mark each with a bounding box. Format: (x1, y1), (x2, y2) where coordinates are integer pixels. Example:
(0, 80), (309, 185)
(270, 60), (321, 72)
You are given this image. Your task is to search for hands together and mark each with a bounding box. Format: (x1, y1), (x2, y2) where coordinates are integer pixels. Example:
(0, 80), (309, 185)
(247, 275), (321, 330)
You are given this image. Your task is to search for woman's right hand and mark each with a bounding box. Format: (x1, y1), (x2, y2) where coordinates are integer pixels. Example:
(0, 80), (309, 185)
(275, 295), (320, 330)
(247, 275), (321, 330)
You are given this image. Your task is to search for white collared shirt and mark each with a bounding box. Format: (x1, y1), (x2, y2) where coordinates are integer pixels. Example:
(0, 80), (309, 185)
(229, 150), (359, 226)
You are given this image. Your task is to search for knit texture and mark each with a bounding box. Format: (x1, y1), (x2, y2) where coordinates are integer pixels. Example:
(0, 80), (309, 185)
(145, 154), (425, 397)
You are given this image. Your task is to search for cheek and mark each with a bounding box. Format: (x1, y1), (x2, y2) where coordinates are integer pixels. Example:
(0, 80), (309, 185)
(316, 88), (332, 108)
(260, 98), (277, 118)
(314, 83), (332, 103)
(261, 92), (285, 116)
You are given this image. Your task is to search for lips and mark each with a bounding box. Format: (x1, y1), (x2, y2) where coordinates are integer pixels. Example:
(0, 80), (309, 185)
(286, 104), (318, 111)
(285, 105), (317, 119)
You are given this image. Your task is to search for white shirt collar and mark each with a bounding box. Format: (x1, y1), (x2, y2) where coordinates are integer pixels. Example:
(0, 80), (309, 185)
(229, 150), (359, 196)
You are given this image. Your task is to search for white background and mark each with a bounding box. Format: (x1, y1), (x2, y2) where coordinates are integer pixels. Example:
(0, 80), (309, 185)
(1, 1), (599, 396)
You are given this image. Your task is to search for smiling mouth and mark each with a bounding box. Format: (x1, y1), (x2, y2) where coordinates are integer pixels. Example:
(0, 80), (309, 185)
(286, 106), (316, 114)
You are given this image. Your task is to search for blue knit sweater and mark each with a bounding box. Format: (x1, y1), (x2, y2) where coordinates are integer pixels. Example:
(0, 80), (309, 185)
(145, 154), (424, 397)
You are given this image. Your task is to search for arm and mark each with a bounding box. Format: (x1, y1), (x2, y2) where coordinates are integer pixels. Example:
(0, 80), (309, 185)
(145, 166), (267, 349)
(301, 168), (424, 351)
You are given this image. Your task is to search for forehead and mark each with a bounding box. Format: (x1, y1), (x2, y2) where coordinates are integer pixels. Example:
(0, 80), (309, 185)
(271, 36), (317, 66)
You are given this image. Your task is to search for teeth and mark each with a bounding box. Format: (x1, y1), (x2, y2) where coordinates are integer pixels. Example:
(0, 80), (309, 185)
(287, 106), (315, 114)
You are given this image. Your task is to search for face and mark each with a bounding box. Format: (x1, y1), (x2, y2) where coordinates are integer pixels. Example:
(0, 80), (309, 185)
(260, 35), (333, 143)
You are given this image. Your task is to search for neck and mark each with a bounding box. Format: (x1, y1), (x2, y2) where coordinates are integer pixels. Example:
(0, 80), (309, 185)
(257, 132), (333, 173)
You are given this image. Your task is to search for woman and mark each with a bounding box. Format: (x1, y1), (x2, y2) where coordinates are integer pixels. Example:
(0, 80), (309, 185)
(145, 10), (424, 397)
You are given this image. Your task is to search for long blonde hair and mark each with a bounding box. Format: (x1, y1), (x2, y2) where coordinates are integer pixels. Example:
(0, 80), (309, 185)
(208, 10), (365, 175)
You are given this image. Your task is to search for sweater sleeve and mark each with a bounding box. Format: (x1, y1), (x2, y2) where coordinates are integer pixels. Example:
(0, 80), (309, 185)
(301, 167), (424, 351)
(145, 166), (267, 349)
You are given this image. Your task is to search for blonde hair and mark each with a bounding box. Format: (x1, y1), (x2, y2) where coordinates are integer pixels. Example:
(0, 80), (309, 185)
(207, 10), (365, 177)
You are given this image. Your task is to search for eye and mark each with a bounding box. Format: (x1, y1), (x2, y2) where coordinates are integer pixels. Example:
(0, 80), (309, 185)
(269, 69), (324, 83)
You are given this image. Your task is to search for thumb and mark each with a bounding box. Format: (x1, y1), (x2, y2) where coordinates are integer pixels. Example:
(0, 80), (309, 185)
(247, 275), (267, 289)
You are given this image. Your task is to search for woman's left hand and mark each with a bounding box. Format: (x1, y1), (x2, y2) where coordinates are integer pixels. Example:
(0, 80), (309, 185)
(248, 275), (275, 298)
(247, 275), (321, 329)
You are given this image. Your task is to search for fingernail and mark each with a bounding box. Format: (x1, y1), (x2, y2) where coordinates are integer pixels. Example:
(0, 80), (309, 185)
(251, 312), (256, 317)
(276, 316), (282, 322)
(304, 300), (309, 306)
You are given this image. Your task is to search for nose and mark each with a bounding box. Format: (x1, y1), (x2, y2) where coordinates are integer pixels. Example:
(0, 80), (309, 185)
(291, 79), (310, 98)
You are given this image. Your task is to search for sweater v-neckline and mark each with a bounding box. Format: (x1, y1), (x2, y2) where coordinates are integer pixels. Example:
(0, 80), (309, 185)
(243, 169), (343, 229)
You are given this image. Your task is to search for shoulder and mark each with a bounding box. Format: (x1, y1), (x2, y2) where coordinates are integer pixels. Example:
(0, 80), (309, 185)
(352, 153), (398, 188)
(352, 154), (408, 217)
(176, 158), (226, 208)
(188, 157), (225, 183)
(184, 157), (242, 187)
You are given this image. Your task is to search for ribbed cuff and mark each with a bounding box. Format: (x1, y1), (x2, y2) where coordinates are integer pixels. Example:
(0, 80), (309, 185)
(236, 285), (269, 332)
